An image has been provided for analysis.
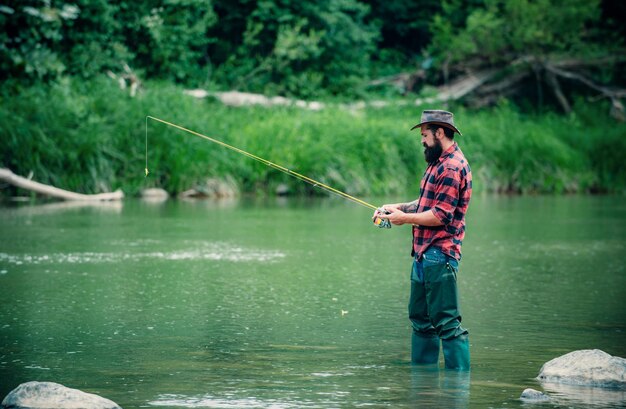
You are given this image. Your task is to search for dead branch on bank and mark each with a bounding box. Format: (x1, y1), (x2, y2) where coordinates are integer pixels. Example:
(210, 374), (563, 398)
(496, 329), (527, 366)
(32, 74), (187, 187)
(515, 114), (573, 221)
(367, 70), (426, 95)
(370, 54), (626, 120)
(0, 168), (124, 201)
(544, 63), (626, 120)
(414, 68), (500, 106)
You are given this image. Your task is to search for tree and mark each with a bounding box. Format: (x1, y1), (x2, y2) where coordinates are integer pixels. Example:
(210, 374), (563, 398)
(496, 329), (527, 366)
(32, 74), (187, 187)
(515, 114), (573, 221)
(424, 0), (626, 117)
(210, 0), (379, 97)
(1, 0), (84, 82)
(0, 0), (217, 84)
(125, 0), (217, 83)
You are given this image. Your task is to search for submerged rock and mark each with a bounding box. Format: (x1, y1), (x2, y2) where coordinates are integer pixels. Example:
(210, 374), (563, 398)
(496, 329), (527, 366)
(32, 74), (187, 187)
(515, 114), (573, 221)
(179, 178), (238, 199)
(275, 183), (290, 196)
(140, 188), (169, 204)
(1, 381), (121, 409)
(538, 349), (626, 389)
(520, 388), (550, 402)
(141, 188), (169, 200)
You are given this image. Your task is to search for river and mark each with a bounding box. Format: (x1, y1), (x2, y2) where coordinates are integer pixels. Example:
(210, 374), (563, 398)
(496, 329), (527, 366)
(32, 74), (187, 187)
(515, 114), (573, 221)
(1, 195), (625, 408)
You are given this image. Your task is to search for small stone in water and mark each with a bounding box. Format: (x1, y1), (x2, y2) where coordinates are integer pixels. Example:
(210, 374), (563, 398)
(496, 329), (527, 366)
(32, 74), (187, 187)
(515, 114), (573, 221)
(520, 388), (549, 401)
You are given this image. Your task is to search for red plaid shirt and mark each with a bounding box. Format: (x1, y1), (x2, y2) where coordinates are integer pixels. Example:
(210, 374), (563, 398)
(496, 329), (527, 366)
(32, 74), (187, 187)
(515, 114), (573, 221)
(406, 142), (472, 260)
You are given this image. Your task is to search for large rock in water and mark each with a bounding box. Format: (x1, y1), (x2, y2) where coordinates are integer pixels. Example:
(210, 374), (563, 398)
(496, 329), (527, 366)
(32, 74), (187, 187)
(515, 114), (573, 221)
(1, 381), (121, 409)
(538, 349), (626, 389)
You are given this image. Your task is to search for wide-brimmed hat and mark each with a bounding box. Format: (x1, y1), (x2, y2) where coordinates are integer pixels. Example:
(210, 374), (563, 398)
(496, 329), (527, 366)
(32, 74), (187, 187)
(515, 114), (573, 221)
(410, 110), (462, 135)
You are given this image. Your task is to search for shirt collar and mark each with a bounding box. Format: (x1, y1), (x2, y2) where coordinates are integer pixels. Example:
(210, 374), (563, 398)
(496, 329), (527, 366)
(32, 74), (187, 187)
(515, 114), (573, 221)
(435, 142), (458, 165)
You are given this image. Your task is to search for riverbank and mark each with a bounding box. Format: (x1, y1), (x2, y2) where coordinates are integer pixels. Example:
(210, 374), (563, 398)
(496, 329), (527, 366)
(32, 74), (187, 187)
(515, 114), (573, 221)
(1, 77), (625, 199)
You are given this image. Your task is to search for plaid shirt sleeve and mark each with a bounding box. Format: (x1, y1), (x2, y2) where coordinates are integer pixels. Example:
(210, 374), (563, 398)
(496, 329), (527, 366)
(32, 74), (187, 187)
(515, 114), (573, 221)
(431, 165), (461, 226)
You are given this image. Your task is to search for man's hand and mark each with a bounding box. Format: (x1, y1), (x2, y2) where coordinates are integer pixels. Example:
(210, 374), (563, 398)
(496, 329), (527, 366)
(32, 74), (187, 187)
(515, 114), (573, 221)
(370, 205), (407, 226)
(372, 204), (401, 222)
(382, 206), (408, 225)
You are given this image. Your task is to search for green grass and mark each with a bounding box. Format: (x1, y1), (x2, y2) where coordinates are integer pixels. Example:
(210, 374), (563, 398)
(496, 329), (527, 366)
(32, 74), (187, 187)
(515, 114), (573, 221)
(1, 77), (625, 199)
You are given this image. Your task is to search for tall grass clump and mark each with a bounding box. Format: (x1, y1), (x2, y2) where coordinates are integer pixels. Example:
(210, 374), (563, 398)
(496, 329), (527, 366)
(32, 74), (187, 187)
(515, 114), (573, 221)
(1, 77), (625, 199)
(458, 102), (593, 194)
(458, 100), (626, 194)
(0, 77), (423, 198)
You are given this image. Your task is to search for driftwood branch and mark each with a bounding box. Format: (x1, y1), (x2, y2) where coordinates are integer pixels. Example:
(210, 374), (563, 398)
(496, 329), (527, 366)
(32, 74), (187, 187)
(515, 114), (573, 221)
(468, 69), (530, 108)
(414, 68), (499, 106)
(368, 70), (426, 94)
(545, 69), (572, 113)
(544, 63), (626, 120)
(545, 64), (626, 98)
(0, 168), (124, 201)
(550, 55), (626, 69)
(404, 54), (625, 120)
(476, 69), (530, 95)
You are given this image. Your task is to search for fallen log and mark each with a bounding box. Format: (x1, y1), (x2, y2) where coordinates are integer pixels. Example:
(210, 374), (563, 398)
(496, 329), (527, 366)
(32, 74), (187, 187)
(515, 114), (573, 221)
(367, 70), (426, 94)
(184, 90), (325, 111)
(0, 168), (124, 201)
(414, 68), (499, 105)
(427, 55), (625, 118)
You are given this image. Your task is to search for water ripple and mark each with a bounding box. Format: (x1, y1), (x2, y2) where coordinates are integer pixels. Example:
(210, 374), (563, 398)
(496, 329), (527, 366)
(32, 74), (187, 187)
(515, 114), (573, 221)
(148, 394), (313, 409)
(0, 244), (285, 265)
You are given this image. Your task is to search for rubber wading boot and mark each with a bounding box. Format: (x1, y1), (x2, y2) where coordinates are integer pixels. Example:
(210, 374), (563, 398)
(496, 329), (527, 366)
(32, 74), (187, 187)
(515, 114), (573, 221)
(442, 334), (470, 370)
(411, 332), (440, 365)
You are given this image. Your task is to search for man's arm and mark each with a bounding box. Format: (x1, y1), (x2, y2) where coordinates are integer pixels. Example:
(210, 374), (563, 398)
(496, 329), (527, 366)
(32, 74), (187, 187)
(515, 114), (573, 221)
(384, 165), (462, 227)
(381, 200), (417, 213)
(372, 200), (417, 223)
(382, 207), (443, 227)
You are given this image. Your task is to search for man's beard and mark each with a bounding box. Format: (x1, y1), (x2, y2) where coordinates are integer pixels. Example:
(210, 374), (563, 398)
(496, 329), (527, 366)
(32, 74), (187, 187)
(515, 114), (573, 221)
(423, 139), (443, 164)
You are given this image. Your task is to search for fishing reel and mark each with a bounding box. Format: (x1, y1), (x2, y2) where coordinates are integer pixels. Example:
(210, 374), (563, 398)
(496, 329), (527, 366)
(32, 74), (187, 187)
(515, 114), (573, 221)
(373, 208), (392, 229)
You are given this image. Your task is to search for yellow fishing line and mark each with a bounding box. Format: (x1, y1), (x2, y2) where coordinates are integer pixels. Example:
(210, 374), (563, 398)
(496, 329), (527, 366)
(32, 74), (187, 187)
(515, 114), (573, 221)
(145, 115), (378, 211)
(145, 116), (149, 177)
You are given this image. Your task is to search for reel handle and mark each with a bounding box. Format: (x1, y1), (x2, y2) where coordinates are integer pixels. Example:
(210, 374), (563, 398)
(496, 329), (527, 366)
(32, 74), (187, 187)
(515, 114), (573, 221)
(373, 208), (392, 229)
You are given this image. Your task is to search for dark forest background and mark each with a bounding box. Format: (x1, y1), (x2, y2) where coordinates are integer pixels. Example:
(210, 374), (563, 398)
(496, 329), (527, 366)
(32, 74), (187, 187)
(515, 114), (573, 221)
(2, 0), (624, 101)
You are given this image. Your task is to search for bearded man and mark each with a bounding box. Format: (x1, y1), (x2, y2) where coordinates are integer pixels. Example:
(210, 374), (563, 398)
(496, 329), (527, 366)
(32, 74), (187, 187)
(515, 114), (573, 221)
(374, 110), (472, 370)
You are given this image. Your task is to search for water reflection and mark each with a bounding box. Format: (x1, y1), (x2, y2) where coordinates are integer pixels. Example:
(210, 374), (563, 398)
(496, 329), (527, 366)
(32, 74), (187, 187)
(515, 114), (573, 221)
(409, 366), (470, 408)
(3, 200), (123, 215)
(540, 381), (626, 408)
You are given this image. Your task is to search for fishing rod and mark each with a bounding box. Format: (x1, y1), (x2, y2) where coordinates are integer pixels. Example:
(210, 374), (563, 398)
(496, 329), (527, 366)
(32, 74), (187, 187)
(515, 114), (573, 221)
(145, 115), (391, 228)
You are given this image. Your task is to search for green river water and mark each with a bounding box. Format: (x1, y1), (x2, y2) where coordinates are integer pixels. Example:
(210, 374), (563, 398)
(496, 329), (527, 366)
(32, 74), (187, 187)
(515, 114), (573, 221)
(1, 195), (625, 408)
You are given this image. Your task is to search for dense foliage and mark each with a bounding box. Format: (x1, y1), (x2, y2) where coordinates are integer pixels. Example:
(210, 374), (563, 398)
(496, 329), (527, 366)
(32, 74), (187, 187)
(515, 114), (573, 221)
(431, 0), (609, 63)
(2, 0), (624, 98)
